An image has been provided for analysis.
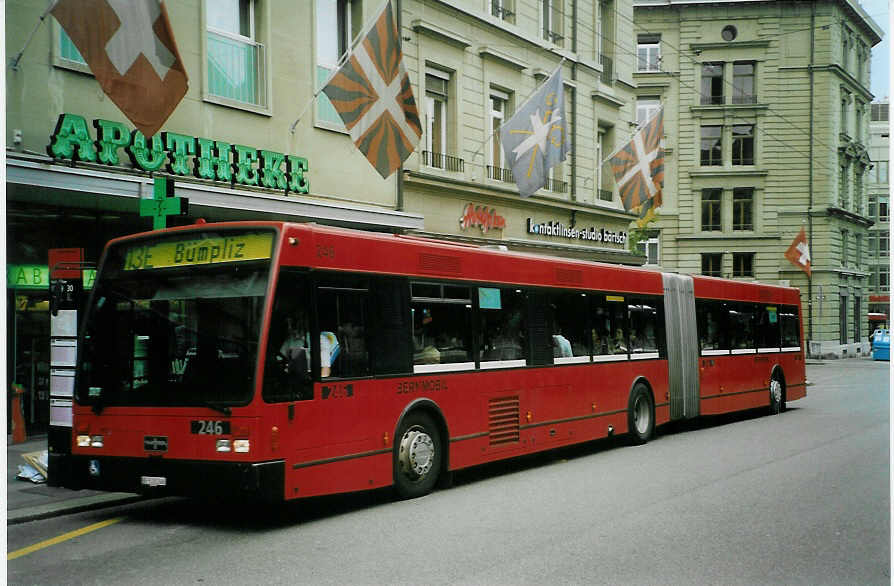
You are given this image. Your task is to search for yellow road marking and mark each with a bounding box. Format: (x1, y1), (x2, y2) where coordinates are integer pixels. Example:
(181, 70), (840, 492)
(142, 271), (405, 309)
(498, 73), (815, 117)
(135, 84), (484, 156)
(8, 517), (123, 560)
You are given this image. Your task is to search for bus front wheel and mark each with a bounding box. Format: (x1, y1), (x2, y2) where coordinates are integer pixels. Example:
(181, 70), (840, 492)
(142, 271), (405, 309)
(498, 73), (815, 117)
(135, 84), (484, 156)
(394, 411), (442, 499)
(627, 383), (655, 445)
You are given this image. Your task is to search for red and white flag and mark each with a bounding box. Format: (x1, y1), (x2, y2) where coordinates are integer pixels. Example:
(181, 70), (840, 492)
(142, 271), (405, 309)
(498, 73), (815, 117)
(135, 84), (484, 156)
(785, 227), (812, 277)
(51, 0), (189, 137)
(608, 108), (665, 215)
(322, 0), (422, 179)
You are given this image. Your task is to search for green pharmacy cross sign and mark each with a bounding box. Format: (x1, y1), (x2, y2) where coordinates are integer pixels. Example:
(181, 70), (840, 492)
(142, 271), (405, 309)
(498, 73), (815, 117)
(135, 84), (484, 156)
(141, 176), (188, 230)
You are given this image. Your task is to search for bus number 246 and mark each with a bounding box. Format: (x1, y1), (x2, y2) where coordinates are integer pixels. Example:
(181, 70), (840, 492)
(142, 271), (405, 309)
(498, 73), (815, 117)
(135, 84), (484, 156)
(190, 420), (231, 435)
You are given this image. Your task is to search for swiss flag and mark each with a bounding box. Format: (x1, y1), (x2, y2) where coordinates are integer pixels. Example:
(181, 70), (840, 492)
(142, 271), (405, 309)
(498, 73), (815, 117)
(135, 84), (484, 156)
(52, 0), (188, 137)
(785, 227), (812, 277)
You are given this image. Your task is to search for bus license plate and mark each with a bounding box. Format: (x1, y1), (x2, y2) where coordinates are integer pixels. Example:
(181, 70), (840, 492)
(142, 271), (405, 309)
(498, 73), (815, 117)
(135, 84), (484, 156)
(141, 476), (166, 487)
(191, 420), (231, 435)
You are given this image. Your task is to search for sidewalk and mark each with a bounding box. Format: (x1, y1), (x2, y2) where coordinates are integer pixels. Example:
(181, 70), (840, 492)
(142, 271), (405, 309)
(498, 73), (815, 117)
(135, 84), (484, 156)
(7, 436), (143, 525)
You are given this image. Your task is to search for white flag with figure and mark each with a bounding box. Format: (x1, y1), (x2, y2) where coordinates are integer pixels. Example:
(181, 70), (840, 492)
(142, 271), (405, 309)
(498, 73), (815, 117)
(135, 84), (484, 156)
(499, 66), (571, 197)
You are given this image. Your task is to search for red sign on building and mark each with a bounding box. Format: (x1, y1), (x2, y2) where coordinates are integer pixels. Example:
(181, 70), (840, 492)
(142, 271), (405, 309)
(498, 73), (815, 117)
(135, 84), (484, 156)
(49, 248), (84, 279)
(459, 204), (506, 234)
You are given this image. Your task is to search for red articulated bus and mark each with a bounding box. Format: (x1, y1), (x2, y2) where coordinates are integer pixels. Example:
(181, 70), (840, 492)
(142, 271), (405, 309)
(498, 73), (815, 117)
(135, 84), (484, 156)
(59, 221), (806, 501)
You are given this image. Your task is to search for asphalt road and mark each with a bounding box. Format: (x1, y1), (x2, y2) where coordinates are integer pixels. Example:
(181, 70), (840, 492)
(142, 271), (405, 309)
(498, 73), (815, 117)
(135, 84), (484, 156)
(8, 358), (890, 585)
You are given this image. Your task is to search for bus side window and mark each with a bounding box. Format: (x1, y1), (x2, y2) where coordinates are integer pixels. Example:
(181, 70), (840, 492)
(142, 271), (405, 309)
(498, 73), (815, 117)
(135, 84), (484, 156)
(629, 297), (664, 356)
(317, 276), (370, 378)
(593, 294), (628, 356)
(263, 270), (312, 402)
(411, 282), (473, 371)
(728, 303), (756, 351)
(780, 305), (801, 348)
(551, 291), (590, 361)
(697, 300), (729, 353)
(757, 305), (781, 350)
(478, 287), (527, 365)
(372, 277), (414, 375)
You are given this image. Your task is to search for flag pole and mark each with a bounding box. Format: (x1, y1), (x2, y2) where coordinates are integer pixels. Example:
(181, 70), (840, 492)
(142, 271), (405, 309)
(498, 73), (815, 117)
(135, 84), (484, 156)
(468, 58), (566, 163)
(9, 0), (58, 71)
(289, 0), (393, 134)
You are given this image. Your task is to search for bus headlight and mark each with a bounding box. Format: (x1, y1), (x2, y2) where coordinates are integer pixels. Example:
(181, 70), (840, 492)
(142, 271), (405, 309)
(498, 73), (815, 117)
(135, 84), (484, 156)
(216, 439), (232, 452)
(77, 435), (91, 447)
(233, 439), (250, 453)
(90, 435), (104, 448)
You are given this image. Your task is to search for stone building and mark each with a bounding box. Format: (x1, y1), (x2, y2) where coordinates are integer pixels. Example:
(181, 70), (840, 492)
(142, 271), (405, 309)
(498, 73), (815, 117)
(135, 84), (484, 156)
(632, 0), (883, 357)
(867, 99), (889, 332)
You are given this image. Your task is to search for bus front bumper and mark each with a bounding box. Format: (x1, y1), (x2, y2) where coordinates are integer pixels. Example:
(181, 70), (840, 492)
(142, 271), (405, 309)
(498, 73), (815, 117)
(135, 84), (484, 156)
(65, 456), (285, 503)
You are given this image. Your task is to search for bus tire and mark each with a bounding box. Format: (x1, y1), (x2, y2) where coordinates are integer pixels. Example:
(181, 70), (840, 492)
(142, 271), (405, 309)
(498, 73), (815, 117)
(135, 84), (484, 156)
(769, 372), (784, 415)
(627, 382), (655, 445)
(394, 411), (442, 499)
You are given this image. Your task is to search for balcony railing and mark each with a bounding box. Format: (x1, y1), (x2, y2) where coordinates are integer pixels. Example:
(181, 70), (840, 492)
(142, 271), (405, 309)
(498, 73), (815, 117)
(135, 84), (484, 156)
(700, 94), (724, 105)
(487, 165), (514, 183)
(422, 151), (464, 172)
(599, 54), (614, 85)
(545, 30), (564, 45)
(491, 2), (515, 20)
(207, 31), (267, 107)
(545, 177), (568, 193)
(732, 94), (758, 105)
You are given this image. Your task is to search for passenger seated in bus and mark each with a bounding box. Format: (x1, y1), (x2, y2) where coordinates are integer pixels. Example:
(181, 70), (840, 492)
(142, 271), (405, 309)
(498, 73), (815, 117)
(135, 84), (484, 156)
(320, 330), (340, 377)
(552, 331), (573, 358)
(611, 328), (627, 354)
(484, 327), (523, 361)
(414, 345), (440, 364)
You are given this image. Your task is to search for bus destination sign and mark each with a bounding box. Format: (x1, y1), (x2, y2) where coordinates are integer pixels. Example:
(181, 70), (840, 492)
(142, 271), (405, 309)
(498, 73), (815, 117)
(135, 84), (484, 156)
(123, 232), (273, 271)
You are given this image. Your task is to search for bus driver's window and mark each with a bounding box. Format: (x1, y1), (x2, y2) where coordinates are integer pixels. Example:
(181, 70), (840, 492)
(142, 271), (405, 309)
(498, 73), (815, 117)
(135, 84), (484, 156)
(263, 271), (312, 402)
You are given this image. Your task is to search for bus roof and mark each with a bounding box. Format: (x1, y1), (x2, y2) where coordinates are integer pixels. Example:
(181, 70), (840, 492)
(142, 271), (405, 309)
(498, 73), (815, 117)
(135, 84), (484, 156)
(104, 220), (803, 305)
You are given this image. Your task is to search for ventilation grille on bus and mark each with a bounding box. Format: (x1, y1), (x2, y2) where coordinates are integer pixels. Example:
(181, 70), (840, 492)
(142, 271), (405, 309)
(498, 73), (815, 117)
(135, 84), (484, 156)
(418, 253), (462, 274)
(488, 396), (520, 446)
(556, 268), (583, 285)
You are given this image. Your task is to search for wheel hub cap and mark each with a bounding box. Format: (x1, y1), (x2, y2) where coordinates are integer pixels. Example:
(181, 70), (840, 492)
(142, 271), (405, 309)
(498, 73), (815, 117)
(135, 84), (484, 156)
(770, 380), (782, 404)
(400, 429), (434, 478)
(634, 397), (650, 434)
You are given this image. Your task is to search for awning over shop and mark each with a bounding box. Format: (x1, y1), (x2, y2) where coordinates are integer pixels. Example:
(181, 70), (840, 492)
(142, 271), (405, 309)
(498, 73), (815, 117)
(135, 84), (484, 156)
(7, 155), (424, 233)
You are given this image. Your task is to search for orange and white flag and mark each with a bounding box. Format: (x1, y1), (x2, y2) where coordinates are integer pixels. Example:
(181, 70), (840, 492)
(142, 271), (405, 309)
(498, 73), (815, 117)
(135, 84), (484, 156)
(609, 108), (664, 214)
(321, 1), (422, 179)
(785, 227), (812, 276)
(51, 0), (189, 137)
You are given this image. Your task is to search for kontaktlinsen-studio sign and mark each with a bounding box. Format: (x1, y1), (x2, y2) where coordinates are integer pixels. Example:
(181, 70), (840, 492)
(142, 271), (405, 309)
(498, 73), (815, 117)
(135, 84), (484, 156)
(526, 218), (628, 246)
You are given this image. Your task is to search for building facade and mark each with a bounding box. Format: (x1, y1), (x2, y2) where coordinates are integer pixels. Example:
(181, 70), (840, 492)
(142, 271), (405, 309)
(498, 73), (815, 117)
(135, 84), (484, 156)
(6, 0), (641, 433)
(867, 100), (889, 330)
(398, 0), (640, 262)
(632, 0), (883, 358)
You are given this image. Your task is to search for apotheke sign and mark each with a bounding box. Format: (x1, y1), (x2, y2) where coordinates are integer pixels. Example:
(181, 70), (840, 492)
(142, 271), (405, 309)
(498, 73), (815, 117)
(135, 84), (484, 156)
(526, 218), (628, 246)
(47, 113), (309, 195)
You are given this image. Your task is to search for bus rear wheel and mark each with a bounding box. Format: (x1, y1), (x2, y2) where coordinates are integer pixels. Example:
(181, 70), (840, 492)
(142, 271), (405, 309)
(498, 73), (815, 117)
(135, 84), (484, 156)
(394, 411), (442, 499)
(769, 375), (784, 415)
(627, 383), (655, 445)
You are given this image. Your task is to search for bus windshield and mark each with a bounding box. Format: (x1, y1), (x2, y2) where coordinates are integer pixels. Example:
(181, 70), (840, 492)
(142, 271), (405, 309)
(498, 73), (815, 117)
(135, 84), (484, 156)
(76, 230), (274, 409)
